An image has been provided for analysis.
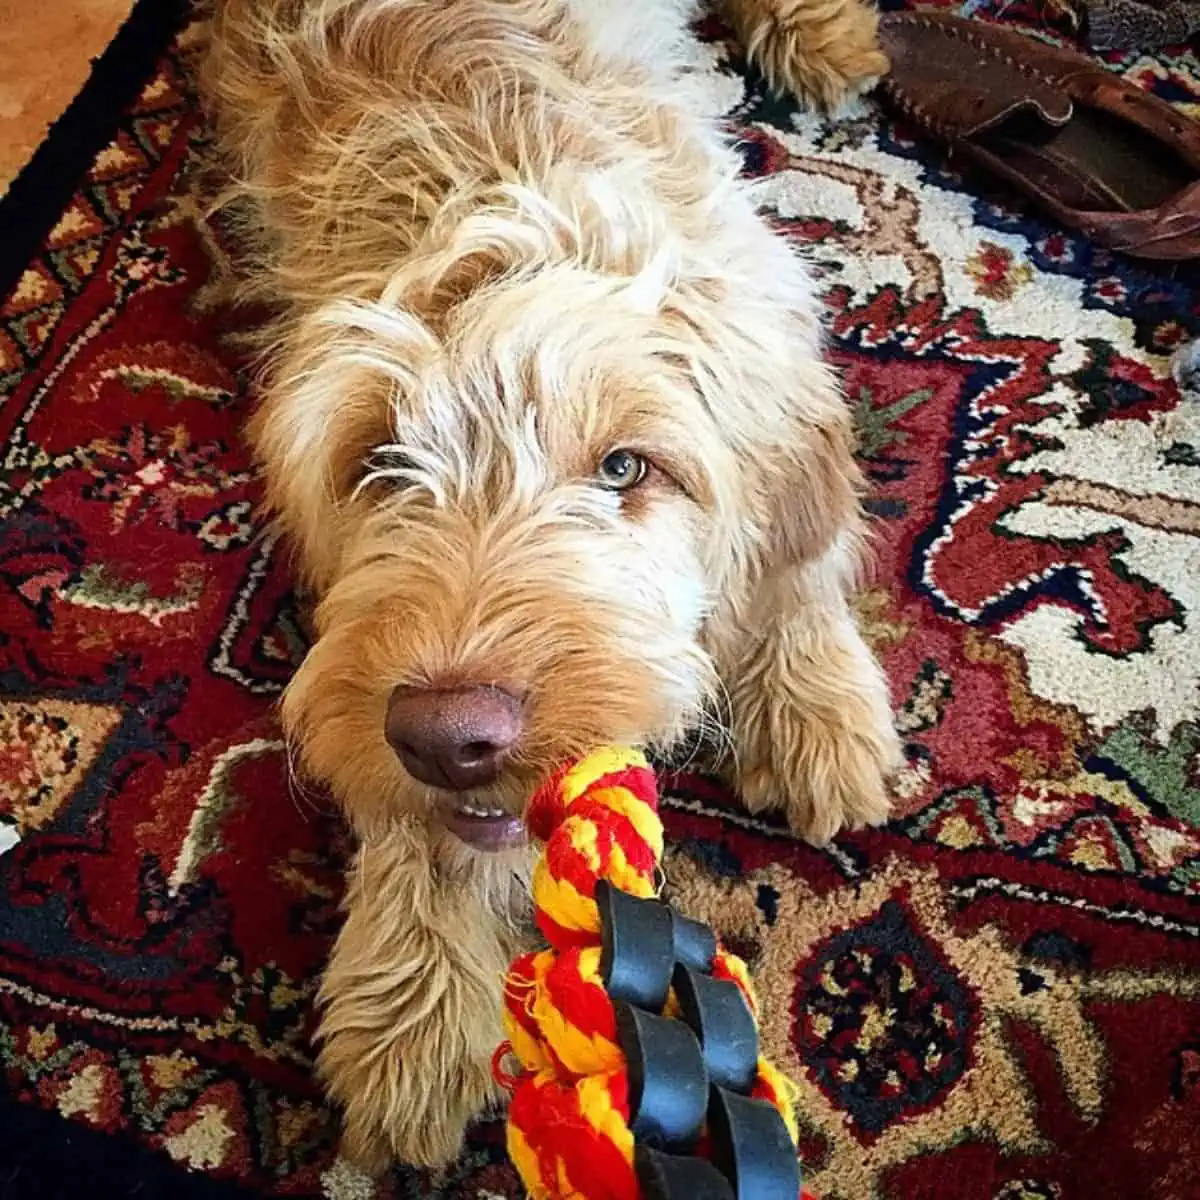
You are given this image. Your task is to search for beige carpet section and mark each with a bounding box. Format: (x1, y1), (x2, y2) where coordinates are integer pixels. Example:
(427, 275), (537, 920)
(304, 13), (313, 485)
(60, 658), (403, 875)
(0, 0), (136, 197)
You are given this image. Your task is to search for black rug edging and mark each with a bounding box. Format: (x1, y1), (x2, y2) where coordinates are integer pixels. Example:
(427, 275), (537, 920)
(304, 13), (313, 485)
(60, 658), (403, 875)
(0, 0), (191, 304)
(0, 1091), (265, 1199)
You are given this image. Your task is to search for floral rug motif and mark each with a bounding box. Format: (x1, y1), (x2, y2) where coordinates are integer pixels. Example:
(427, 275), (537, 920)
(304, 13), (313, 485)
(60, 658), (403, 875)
(1, 4), (1198, 1198)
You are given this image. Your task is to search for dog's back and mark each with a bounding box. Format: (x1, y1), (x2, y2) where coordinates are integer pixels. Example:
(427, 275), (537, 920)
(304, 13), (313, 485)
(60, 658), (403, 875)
(202, 0), (736, 313)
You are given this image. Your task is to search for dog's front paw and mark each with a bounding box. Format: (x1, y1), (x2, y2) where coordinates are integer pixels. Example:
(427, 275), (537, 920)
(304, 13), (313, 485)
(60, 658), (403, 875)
(320, 1012), (501, 1173)
(733, 701), (900, 845)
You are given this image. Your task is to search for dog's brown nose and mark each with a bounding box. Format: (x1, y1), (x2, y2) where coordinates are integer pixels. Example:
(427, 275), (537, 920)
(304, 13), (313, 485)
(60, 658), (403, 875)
(385, 685), (523, 791)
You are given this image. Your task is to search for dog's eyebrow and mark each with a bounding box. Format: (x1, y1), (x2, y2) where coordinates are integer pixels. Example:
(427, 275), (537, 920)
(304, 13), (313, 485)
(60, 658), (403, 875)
(356, 444), (449, 506)
(649, 450), (711, 508)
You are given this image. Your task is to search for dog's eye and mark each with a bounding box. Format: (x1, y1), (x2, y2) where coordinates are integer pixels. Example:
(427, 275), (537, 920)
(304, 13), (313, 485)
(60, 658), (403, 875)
(596, 450), (649, 492)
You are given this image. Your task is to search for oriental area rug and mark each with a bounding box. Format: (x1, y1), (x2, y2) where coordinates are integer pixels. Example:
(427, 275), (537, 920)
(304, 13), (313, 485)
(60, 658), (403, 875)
(1, 2), (1198, 1198)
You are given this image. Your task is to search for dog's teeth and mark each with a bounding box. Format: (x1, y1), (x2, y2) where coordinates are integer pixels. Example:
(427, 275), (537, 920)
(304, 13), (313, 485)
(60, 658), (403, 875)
(457, 803), (509, 820)
(459, 803), (504, 819)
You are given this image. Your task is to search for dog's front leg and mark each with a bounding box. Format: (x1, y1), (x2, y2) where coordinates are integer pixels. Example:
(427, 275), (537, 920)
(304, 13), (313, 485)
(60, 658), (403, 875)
(316, 823), (519, 1173)
(718, 536), (902, 845)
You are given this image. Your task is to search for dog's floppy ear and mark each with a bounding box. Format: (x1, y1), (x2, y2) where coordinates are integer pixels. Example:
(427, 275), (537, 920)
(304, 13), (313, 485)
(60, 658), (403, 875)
(761, 409), (863, 570)
(246, 301), (435, 594)
(657, 282), (862, 575)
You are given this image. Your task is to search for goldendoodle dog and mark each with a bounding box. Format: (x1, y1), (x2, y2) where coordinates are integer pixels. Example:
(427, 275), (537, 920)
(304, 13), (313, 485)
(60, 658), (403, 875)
(203, 0), (898, 1172)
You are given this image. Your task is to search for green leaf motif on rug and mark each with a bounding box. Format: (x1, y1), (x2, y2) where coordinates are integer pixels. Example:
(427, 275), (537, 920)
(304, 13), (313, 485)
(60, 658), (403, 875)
(853, 386), (934, 459)
(1096, 718), (1200, 830)
(61, 562), (203, 625)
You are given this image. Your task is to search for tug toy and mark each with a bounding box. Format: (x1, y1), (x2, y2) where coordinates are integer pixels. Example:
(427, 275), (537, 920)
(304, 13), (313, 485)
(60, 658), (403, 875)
(494, 747), (814, 1200)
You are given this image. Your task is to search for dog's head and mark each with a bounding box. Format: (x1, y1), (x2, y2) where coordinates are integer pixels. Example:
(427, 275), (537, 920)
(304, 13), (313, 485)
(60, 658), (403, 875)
(254, 248), (855, 850)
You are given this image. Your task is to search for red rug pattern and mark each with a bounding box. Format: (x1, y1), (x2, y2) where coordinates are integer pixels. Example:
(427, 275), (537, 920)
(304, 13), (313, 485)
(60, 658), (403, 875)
(2, 7), (1199, 1199)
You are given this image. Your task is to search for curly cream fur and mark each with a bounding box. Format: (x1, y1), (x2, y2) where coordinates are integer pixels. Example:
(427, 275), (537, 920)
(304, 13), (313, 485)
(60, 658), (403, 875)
(203, 0), (898, 1171)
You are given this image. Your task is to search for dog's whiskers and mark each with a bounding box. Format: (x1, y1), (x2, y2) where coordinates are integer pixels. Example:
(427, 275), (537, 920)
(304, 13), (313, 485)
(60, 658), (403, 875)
(282, 738), (323, 820)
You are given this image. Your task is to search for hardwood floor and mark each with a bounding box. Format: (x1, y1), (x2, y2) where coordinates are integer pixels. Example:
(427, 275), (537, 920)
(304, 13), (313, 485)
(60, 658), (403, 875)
(0, 0), (135, 197)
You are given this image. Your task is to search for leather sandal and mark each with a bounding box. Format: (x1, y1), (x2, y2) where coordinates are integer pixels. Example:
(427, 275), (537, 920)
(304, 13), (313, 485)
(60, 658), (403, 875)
(875, 10), (1200, 260)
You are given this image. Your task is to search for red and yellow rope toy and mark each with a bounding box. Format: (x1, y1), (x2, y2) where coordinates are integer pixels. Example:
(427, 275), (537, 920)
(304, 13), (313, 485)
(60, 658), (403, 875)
(494, 746), (813, 1200)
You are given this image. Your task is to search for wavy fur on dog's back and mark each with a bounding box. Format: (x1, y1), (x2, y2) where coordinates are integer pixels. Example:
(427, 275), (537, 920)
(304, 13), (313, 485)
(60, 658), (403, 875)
(203, 0), (738, 307)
